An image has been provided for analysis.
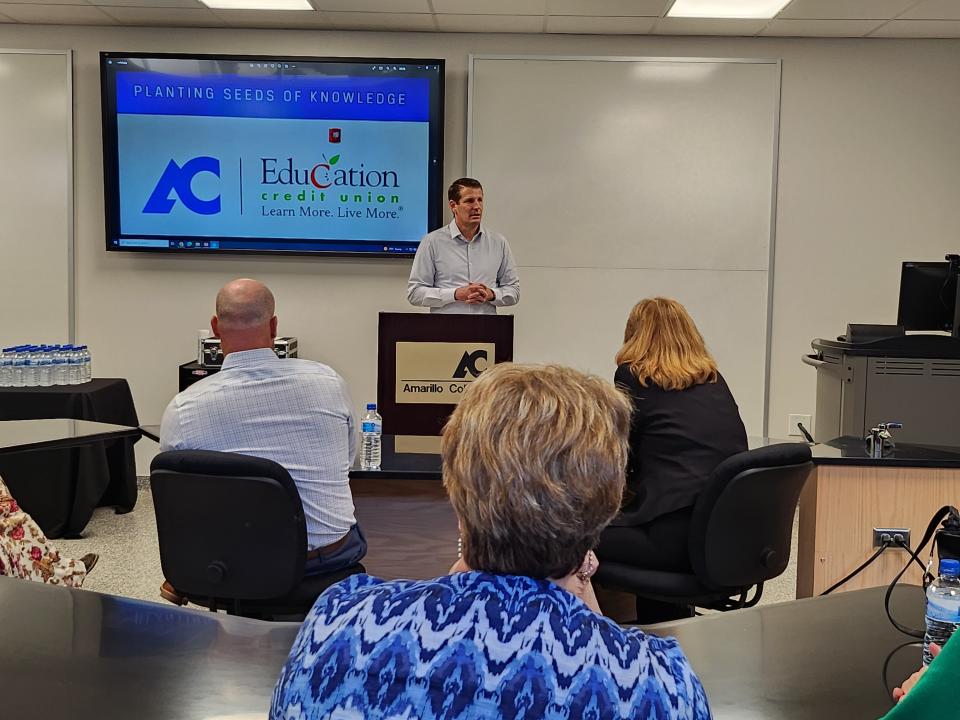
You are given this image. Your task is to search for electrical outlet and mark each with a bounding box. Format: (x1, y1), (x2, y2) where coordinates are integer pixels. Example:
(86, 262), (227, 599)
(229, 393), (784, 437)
(787, 414), (812, 437)
(873, 528), (911, 549)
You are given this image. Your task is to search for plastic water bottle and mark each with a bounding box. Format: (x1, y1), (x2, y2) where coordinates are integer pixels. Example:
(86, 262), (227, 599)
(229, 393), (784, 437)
(0, 348), (12, 386)
(23, 346), (38, 387)
(360, 403), (382, 471)
(37, 345), (53, 386)
(51, 345), (66, 385)
(924, 558), (960, 665)
(11, 346), (26, 387)
(67, 345), (82, 385)
(79, 345), (92, 382)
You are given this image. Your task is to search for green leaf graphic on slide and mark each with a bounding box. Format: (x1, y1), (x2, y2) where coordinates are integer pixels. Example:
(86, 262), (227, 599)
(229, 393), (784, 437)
(330, 155), (340, 165)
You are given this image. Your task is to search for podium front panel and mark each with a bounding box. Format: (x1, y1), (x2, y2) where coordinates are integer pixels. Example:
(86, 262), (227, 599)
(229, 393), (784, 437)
(377, 312), (513, 436)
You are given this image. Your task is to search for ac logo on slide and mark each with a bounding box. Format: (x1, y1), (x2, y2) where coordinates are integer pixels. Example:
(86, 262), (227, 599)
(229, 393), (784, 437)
(452, 350), (488, 379)
(143, 156), (221, 215)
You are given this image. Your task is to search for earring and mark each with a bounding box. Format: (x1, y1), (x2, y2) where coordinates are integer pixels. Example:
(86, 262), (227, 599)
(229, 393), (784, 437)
(576, 551), (594, 583)
(457, 534), (463, 560)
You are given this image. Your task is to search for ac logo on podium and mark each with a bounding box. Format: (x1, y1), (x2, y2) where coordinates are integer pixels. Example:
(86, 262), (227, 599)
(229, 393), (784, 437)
(395, 342), (495, 404)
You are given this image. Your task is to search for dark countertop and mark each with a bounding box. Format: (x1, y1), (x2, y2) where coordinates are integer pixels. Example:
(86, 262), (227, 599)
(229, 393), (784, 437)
(812, 435), (960, 468)
(0, 575), (300, 720)
(349, 435), (960, 479)
(653, 584), (924, 719)
(0, 575), (923, 720)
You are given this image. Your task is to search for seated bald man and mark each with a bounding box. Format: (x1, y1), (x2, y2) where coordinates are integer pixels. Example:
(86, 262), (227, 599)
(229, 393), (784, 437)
(160, 278), (365, 575)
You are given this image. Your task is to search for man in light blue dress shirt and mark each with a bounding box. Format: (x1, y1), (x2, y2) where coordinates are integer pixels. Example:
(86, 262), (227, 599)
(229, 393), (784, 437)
(160, 279), (365, 575)
(407, 178), (520, 315)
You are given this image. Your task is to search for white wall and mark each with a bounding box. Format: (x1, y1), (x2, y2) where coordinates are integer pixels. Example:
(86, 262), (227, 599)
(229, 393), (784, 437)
(0, 49), (72, 347)
(0, 25), (957, 471)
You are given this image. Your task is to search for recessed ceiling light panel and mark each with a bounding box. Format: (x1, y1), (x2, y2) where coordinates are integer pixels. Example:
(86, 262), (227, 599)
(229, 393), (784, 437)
(201, 0), (313, 10)
(667, 0), (791, 19)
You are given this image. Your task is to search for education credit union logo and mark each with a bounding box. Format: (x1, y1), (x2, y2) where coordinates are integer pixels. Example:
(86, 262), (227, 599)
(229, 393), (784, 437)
(143, 156), (221, 215)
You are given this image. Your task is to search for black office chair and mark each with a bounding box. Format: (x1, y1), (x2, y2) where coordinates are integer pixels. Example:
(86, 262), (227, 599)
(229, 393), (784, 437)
(595, 443), (813, 621)
(150, 449), (364, 621)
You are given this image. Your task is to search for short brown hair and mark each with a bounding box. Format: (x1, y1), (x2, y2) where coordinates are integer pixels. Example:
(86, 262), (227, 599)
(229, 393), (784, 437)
(442, 364), (631, 579)
(616, 297), (718, 391)
(448, 177), (483, 203)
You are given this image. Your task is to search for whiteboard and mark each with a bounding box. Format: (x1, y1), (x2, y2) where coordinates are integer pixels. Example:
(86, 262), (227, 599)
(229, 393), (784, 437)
(0, 49), (73, 347)
(468, 56), (781, 435)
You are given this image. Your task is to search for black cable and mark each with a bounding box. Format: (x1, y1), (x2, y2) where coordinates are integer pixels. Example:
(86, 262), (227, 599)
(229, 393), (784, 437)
(885, 538), (934, 638)
(893, 538), (932, 577)
(820, 541), (891, 596)
(884, 507), (959, 638)
(881, 640), (922, 704)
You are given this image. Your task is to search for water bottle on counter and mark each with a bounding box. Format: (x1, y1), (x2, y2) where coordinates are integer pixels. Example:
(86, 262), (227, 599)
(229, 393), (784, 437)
(23, 346), (38, 387)
(0, 347), (12, 386)
(11, 346), (26, 387)
(37, 345), (53, 386)
(79, 345), (92, 382)
(924, 558), (960, 665)
(360, 403), (382, 471)
(68, 345), (83, 385)
(51, 345), (67, 385)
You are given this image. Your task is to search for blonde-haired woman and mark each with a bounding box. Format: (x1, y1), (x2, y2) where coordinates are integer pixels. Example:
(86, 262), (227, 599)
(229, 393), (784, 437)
(272, 364), (711, 720)
(597, 298), (747, 578)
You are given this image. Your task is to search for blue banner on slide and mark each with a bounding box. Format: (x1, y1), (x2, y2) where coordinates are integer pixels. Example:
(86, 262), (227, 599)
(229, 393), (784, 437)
(115, 72), (430, 122)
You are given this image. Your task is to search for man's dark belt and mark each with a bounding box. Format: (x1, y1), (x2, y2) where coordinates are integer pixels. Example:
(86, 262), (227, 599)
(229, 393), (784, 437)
(305, 533), (350, 561)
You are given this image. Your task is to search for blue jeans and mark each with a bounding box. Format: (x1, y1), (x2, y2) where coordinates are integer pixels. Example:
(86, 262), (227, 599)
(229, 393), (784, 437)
(304, 524), (367, 576)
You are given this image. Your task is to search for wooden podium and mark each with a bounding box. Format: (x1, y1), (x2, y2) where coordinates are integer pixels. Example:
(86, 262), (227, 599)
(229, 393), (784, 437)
(377, 312), (514, 436)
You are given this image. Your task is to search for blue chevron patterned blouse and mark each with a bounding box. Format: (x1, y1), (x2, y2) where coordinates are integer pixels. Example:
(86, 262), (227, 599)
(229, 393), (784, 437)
(270, 572), (712, 720)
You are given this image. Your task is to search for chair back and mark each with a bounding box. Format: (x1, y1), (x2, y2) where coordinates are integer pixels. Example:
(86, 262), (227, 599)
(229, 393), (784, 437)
(688, 443), (813, 590)
(150, 450), (306, 600)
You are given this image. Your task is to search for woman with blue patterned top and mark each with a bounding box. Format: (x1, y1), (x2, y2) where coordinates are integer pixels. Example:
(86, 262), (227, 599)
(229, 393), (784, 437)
(271, 364), (712, 720)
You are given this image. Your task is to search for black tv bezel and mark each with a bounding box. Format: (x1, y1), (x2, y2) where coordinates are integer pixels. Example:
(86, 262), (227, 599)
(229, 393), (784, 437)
(100, 51), (445, 259)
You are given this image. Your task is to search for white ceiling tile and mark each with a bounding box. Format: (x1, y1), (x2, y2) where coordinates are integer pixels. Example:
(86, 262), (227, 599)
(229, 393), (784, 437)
(653, 16), (768, 34)
(213, 7), (330, 26)
(314, 0), (429, 11)
(0, 8), (15, 19)
(0, 2), (116, 21)
(433, 0), (544, 14)
(761, 17), (885, 35)
(436, 13), (542, 32)
(326, 11), (436, 29)
(99, 4), (222, 23)
(869, 18), (960, 36)
(900, 0), (960, 20)
(778, 0), (918, 20)
(547, 0), (668, 16)
(545, 14), (656, 32)
(91, 0), (203, 7)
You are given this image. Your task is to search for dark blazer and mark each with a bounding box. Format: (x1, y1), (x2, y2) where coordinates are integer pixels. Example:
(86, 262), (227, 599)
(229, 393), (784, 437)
(612, 363), (747, 526)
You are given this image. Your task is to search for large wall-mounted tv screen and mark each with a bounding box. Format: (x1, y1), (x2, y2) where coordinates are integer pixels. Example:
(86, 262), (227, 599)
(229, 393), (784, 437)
(100, 52), (445, 257)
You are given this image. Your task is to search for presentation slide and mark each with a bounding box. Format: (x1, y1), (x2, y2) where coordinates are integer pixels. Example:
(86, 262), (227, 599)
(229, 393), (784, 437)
(102, 56), (444, 257)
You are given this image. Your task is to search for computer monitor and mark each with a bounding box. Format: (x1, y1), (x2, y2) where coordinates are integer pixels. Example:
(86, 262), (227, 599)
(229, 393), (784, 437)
(897, 260), (959, 334)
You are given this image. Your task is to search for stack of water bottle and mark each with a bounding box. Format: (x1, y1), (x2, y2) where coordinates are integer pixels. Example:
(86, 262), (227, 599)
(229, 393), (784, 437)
(924, 557), (960, 665)
(0, 344), (93, 387)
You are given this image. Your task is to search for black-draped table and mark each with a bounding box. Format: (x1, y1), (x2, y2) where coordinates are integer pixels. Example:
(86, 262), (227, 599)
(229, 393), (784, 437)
(0, 379), (140, 537)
